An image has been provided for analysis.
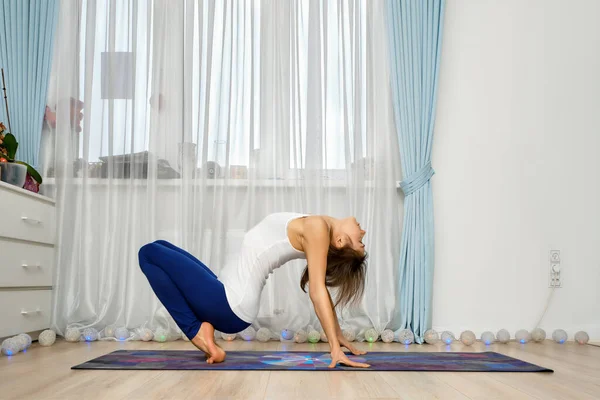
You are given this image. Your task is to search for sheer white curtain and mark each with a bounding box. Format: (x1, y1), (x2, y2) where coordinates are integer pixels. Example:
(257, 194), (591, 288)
(42, 0), (402, 341)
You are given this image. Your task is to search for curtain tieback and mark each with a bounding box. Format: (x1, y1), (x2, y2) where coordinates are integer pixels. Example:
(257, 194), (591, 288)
(399, 161), (435, 196)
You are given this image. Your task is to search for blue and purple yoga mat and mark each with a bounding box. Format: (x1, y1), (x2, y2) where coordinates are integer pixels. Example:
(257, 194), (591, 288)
(72, 350), (552, 372)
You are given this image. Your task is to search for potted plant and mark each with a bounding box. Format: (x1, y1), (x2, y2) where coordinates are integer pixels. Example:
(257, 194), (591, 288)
(0, 121), (43, 191)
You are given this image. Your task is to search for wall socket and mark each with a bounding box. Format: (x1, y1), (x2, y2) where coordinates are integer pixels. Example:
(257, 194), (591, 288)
(549, 250), (562, 288)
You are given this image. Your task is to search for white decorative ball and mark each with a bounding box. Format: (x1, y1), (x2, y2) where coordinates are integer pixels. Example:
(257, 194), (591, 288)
(397, 329), (414, 345)
(460, 330), (476, 346)
(104, 325), (116, 338)
(256, 328), (271, 342)
(319, 330), (329, 343)
(65, 328), (81, 342)
(115, 327), (130, 341)
(294, 330), (307, 343)
(38, 329), (56, 346)
(12, 335), (29, 351)
(153, 328), (168, 342)
(240, 327), (256, 341)
(424, 329), (439, 344)
(342, 329), (356, 342)
(82, 328), (99, 342)
(515, 329), (531, 344)
(281, 329), (294, 341)
(137, 328), (154, 342)
(307, 330), (321, 343)
(531, 328), (546, 342)
(496, 329), (511, 343)
(17, 333), (32, 350)
(364, 328), (379, 343)
(574, 331), (589, 345)
(1, 338), (20, 356)
(221, 332), (237, 342)
(381, 329), (396, 343)
(552, 329), (568, 344)
(441, 331), (455, 344)
(481, 331), (496, 345)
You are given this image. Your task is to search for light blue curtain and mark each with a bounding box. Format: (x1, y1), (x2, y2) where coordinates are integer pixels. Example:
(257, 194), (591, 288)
(387, 0), (445, 343)
(0, 0), (59, 167)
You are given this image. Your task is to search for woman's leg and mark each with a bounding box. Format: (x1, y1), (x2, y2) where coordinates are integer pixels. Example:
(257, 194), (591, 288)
(138, 242), (249, 362)
(152, 240), (217, 279)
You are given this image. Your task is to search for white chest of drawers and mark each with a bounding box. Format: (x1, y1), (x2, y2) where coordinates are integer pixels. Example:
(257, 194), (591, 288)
(0, 180), (56, 339)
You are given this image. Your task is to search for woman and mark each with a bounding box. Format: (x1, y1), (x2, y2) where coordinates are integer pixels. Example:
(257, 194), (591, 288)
(138, 212), (369, 368)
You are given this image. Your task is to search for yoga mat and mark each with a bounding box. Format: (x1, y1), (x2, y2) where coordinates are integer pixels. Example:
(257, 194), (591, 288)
(72, 350), (553, 372)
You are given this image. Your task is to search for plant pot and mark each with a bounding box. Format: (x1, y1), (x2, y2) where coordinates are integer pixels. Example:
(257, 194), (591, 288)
(0, 162), (27, 188)
(23, 173), (41, 193)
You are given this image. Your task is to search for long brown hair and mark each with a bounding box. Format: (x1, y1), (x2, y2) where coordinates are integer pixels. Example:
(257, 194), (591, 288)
(300, 245), (367, 308)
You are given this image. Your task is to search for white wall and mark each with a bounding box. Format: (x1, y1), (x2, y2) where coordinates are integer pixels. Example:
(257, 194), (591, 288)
(432, 0), (600, 340)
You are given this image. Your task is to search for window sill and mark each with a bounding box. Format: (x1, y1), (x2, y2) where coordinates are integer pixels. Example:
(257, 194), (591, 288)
(41, 177), (382, 189)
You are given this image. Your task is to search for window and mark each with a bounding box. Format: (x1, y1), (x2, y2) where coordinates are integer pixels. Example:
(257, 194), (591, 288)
(73, 0), (367, 171)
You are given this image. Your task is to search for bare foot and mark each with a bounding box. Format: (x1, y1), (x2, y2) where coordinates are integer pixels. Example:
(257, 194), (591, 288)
(191, 322), (226, 364)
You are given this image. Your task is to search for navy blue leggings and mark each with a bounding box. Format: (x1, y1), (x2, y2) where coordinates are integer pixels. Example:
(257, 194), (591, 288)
(138, 240), (250, 338)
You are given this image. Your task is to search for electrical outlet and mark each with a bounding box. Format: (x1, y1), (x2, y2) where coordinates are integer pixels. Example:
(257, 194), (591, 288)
(549, 273), (562, 288)
(549, 250), (562, 288)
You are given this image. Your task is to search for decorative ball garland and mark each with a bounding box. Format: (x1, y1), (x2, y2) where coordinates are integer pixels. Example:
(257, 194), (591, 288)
(515, 329), (532, 344)
(256, 327), (271, 342)
(552, 329), (568, 344)
(1, 325), (592, 357)
(460, 330), (476, 346)
(532, 328), (546, 342)
(240, 327), (256, 341)
(307, 330), (320, 343)
(294, 330), (307, 343)
(396, 329), (413, 345)
(140, 328), (154, 342)
(342, 329), (356, 342)
(441, 331), (455, 344)
(424, 329), (439, 344)
(574, 331), (589, 345)
(153, 328), (169, 342)
(280, 329), (294, 341)
(496, 329), (511, 343)
(38, 330), (56, 346)
(364, 328), (379, 343)
(83, 328), (99, 342)
(65, 327), (81, 342)
(480, 331), (495, 345)
(381, 329), (396, 344)
(114, 327), (130, 341)
(221, 332), (237, 342)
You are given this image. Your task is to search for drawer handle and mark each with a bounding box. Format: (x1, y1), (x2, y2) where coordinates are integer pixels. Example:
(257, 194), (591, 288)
(21, 216), (43, 225)
(22, 263), (42, 269)
(21, 217), (42, 225)
(21, 308), (41, 316)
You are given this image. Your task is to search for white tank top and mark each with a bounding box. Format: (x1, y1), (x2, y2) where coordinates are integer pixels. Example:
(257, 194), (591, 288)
(219, 212), (308, 324)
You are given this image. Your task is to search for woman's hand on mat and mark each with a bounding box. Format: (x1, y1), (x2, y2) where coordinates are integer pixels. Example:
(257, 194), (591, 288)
(338, 336), (367, 356)
(329, 347), (370, 369)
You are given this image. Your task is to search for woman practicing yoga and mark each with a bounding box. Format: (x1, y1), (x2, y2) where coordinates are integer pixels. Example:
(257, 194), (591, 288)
(138, 212), (369, 368)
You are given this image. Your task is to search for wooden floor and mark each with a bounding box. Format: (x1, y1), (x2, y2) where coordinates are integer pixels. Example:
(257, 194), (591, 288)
(1, 338), (599, 399)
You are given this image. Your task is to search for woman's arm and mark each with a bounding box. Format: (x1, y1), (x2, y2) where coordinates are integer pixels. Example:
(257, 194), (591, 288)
(303, 218), (369, 368)
(326, 289), (366, 356)
(303, 219), (340, 350)
(326, 289), (343, 337)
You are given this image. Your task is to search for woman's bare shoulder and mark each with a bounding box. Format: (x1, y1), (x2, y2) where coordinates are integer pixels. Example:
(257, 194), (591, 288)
(301, 216), (329, 242)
